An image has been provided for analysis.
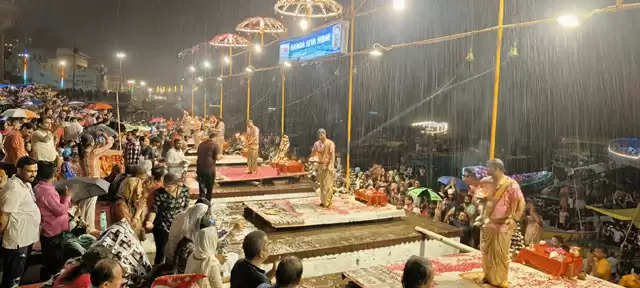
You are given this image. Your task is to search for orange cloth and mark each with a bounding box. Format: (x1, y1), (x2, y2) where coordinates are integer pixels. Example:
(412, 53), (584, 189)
(619, 274), (640, 288)
(514, 247), (583, 277)
(2, 130), (27, 165)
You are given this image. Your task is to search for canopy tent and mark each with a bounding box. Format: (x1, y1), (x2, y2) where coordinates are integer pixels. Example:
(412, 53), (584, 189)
(586, 205), (640, 228)
(587, 204), (640, 247)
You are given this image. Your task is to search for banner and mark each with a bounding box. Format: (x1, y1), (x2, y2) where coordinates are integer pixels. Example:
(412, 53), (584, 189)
(279, 21), (349, 63)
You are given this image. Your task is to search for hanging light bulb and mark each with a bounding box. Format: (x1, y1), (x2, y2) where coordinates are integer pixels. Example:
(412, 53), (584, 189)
(299, 18), (309, 30)
(508, 41), (519, 57)
(465, 48), (475, 62)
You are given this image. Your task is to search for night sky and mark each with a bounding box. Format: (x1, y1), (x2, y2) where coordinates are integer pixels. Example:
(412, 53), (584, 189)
(12, 0), (276, 81)
(10, 0), (640, 171)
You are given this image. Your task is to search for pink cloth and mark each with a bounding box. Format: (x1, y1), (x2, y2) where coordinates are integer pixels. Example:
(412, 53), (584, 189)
(35, 181), (72, 237)
(487, 177), (525, 233)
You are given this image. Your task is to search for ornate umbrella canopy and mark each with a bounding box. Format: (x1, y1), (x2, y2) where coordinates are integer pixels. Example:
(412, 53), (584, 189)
(274, 0), (343, 18)
(208, 33), (249, 48)
(236, 17), (287, 34)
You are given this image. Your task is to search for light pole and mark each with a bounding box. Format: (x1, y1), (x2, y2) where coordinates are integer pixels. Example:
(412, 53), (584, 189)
(189, 65), (196, 115)
(281, 61), (291, 137)
(202, 60), (211, 118)
(58, 60), (66, 89)
(115, 52), (126, 151)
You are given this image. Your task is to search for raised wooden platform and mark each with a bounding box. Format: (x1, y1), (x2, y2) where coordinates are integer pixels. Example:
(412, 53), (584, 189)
(216, 165), (307, 184)
(185, 154), (263, 166)
(342, 252), (622, 288)
(245, 196), (406, 229)
(264, 213), (459, 262)
(184, 171), (315, 199)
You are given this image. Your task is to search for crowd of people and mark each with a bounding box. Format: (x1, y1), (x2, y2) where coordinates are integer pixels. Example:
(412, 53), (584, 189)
(2, 85), (640, 288)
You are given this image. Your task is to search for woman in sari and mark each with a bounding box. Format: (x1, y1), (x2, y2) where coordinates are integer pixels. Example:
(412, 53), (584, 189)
(524, 202), (543, 245)
(185, 227), (224, 288)
(120, 175), (148, 239)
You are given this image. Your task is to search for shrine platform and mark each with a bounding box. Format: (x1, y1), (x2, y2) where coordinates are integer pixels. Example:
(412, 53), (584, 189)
(184, 169), (314, 201)
(185, 154), (263, 166)
(341, 252), (622, 288)
(244, 195), (406, 229)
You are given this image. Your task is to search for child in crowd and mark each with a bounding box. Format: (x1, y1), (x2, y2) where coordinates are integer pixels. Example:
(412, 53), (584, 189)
(61, 148), (76, 179)
(404, 196), (414, 213)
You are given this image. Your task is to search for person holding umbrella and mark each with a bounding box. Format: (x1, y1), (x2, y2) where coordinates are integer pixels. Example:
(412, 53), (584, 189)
(34, 161), (73, 279)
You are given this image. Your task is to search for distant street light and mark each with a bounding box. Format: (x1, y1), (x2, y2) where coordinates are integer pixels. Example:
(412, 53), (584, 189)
(147, 88), (152, 92)
(114, 51), (127, 151)
(203, 60), (211, 69)
(197, 76), (204, 82)
(217, 76), (223, 81)
(393, 0), (406, 11)
(140, 81), (146, 87)
(58, 60), (66, 89)
(283, 61), (292, 68)
(254, 44), (262, 53)
(189, 65), (196, 73)
(557, 14), (581, 28)
(223, 56), (231, 64)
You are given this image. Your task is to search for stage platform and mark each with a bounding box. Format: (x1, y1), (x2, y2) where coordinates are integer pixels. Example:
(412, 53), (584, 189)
(216, 165), (307, 184)
(185, 154), (263, 166)
(184, 171), (314, 200)
(342, 252), (621, 288)
(244, 195), (406, 229)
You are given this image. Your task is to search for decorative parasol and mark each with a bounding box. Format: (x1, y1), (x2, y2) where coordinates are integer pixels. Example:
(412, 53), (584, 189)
(208, 33), (249, 48)
(274, 0), (343, 18)
(209, 33), (249, 75)
(236, 17), (287, 47)
(87, 103), (113, 110)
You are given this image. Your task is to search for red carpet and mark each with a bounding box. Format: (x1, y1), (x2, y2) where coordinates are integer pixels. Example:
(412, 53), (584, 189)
(217, 166), (280, 181)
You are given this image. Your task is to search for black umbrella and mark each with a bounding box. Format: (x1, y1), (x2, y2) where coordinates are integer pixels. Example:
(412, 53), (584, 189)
(84, 124), (117, 138)
(56, 177), (110, 203)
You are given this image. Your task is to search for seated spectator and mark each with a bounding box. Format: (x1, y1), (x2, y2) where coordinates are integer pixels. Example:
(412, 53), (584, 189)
(52, 247), (113, 288)
(549, 235), (564, 248)
(185, 226), (223, 288)
(91, 259), (125, 288)
(591, 247), (612, 281)
(257, 256), (303, 288)
(92, 203), (152, 288)
(230, 230), (278, 288)
(402, 256), (434, 288)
